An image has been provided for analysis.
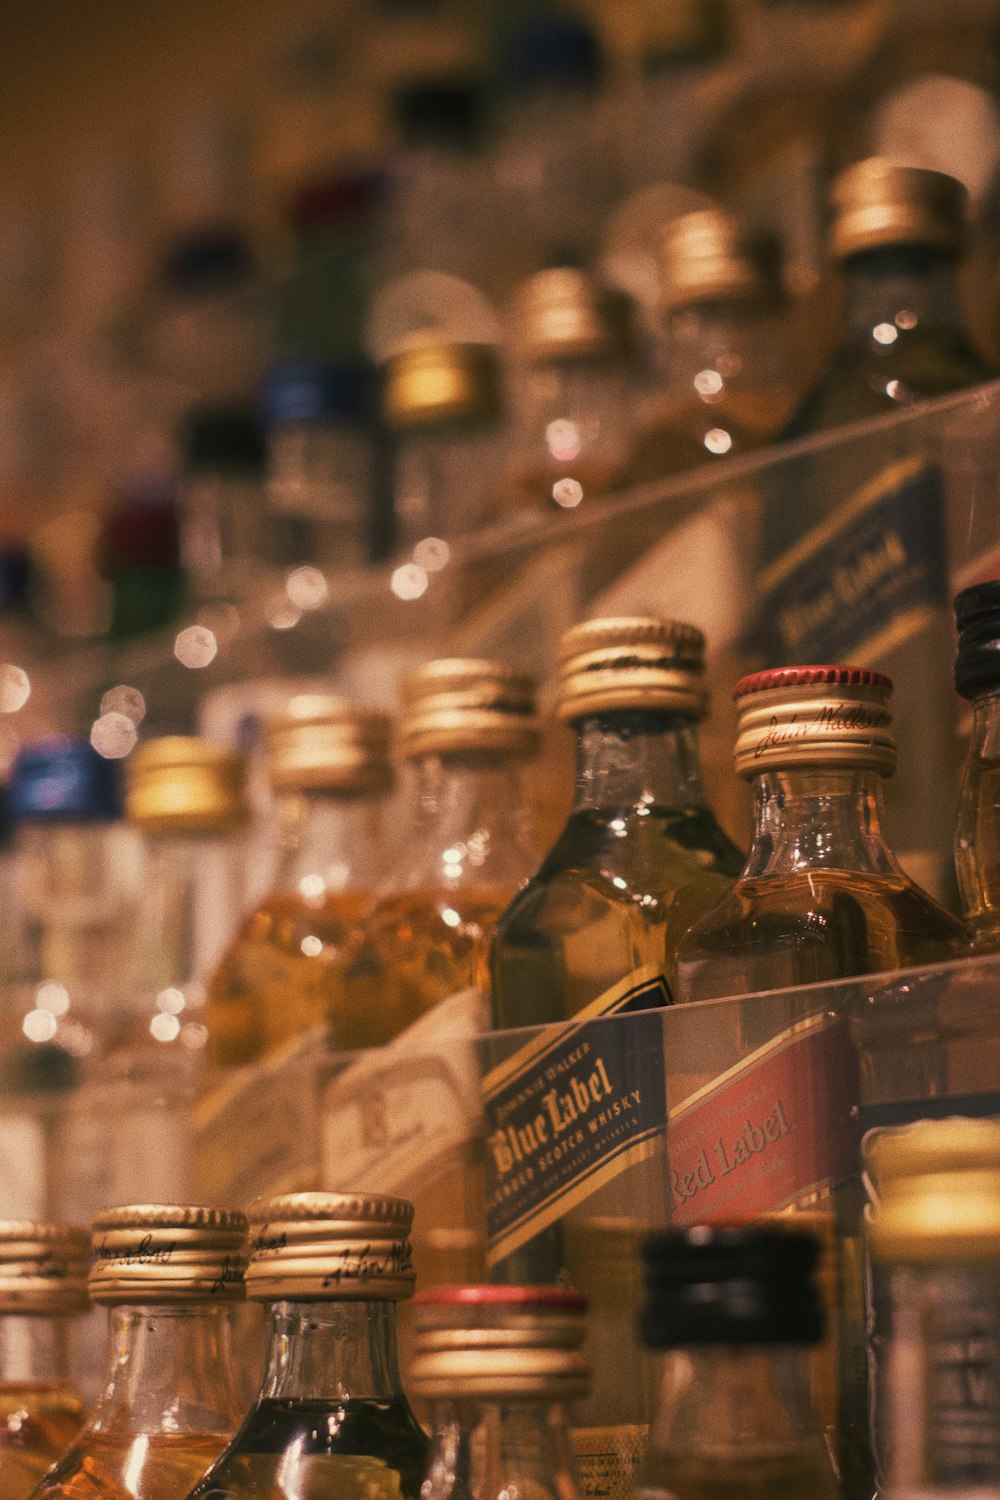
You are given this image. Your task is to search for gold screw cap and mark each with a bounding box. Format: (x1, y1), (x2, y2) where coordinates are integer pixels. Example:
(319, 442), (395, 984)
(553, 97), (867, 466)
(400, 658), (540, 760)
(0, 1221), (90, 1316)
(264, 695), (394, 796)
(830, 159), (967, 261)
(660, 210), (776, 311)
(732, 666), (896, 778)
(556, 617), (708, 722)
(126, 737), (251, 836)
(870, 1170), (1000, 1264)
(864, 1117), (1000, 1188)
(383, 341), (502, 430)
(90, 1205), (248, 1305)
(246, 1193), (416, 1302)
(514, 268), (628, 363)
(410, 1285), (591, 1400)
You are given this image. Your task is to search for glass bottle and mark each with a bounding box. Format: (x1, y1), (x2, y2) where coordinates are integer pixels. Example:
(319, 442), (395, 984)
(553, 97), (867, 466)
(636, 1225), (838, 1500)
(501, 268), (634, 517)
(0, 1220), (88, 1500)
(32, 1204), (247, 1500)
(627, 210), (794, 485)
(185, 1192), (428, 1500)
(675, 665), (965, 1002)
(178, 405), (267, 602)
(954, 580), (1000, 950)
(206, 695), (393, 1066)
(412, 1285), (590, 1500)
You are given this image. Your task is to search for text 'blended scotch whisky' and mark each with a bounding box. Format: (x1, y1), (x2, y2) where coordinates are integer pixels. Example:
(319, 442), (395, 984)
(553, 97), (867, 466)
(187, 1193), (428, 1500)
(954, 580), (1000, 951)
(206, 695), (394, 1065)
(0, 1220), (88, 1500)
(33, 1204), (247, 1500)
(412, 1285), (591, 1500)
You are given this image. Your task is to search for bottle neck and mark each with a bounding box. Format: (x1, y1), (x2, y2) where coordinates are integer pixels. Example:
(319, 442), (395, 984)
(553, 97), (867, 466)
(744, 766), (900, 878)
(572, 711), (709, 814)
(276, 790), (387, 893)
(841, 247), (962, 339)
(0, 1312), (73, 1387)
(648, 1344), (826, 1455)
(260, 1299), (404, 1403)
(956, 686), (1000, 938)
(425, 1397), (578, 1500)
(400, 753), (536, 888)
(89, 1303), (242, 1435)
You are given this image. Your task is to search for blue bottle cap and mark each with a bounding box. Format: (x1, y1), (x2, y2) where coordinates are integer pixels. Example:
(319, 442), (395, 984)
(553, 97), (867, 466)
(160, 227), (254, 293)
(261, 358), (374, 427)
(502, 14), (603, 91)
(9, 737), (123, 823)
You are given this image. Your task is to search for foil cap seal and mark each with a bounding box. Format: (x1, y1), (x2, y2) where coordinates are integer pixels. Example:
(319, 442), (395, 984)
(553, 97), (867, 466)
(411, 1285), (590, 1400)
(246, 1193), (415, 1302)
(954, 580), (1000, 700)
(830, 159), (967, 261)
(556, 617), (708, 722)
(384, 342), (502, 430)
(732, 666), (896, 777)
(90, 1205), (248, 1305)
(870, 1169), (1000, 1264)
(0, 1221), (90, 1316)
(265, 696), (393, 796)
(126, 737), (251, 836)
(400, 659), (540, 759)
(660, 210), (777, 311)
(514, 268), (627, 362)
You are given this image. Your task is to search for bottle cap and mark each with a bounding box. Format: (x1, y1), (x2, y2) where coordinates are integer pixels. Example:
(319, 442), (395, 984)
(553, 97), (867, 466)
(261, 358), (374, 428)
(640, 0), (729, 67)
(502, 15), (603, 92)
(829, 159), (967, 261)
(514, 268), (628, 362)
(383, 342), (502, 430)
(864, 1117), (1000, 1187)
(400, 658), (540, 759)
(870, 1169), (1000, 1263)
(181, 407), (266, 476)
(659, 210), (778, 311)
(160, 227), (254, 294)
(125, 737), (251, 836)
(290, 169), (385, 240)
(556, 617), (708, 722)
(410, 1285), (590, 1400)
(732, 666), (896, 778)
(10, 737), (123, 823)
(0, 1221), (90, 1316)
(954, 580), (1000, 700)
(90, 1205), (248, 1305)
(264, 695), (394, 796)
(245, 1193), (415, 1302)
(391, 78), (486, 151)
(641, 1226), (824, 1346)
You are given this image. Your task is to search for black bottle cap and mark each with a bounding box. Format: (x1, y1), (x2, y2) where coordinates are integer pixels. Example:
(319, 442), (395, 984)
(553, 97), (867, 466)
(641, 1225), (824, 1347)
(955, 580), (1000, 700)
(181, 406), (267, 475)
(392, 78), (486, 150)
(502, 14), (603, 92)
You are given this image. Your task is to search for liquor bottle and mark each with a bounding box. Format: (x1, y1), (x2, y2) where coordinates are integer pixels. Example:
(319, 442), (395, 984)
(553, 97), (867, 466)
(627, 209), (793, 485)
(635, 1225), (838, 1500)
(178, 406), (267, 601)
(206, 695), (393, 1067)
(185, 1193), (428, 1500)
(412, 1285), (590, 1500)
(383, 340), (507, 549)
(675, 666), (964, 1002)
(501, 268), (634, 516)
(954, 580), (1000, 950)
(0, 1220), (89, 1500)
(32, 1204), (247, 1500)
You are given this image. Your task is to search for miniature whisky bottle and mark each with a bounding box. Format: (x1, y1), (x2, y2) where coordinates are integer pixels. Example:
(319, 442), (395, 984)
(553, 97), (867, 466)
(954, 580), (1000, 951)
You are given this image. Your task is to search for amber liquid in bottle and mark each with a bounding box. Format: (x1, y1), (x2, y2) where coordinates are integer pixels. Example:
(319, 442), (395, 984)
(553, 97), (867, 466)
(639, 1445), (839, 1500)
(33, 1431), (230, 1500)
(0, 1384), (84, 1500)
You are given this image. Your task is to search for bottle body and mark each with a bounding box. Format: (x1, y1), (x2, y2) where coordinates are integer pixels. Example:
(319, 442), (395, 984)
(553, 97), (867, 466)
(393, 416), (507, 548)
(0, 1314), (83, 1500)
(955, 687), (1000, 949)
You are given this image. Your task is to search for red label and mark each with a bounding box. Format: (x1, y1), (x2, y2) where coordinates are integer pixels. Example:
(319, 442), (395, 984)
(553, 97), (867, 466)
(667, 1013), (860, 1225)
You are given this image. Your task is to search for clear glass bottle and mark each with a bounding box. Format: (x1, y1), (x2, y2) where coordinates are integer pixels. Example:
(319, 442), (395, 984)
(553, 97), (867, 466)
(501, 268), (634, 517)
(383, 340), (507, 548)
(178, 406), (267, 602)
(0, 1220), (88, 1500)
(32, 1204), (247, 1500)
(186, 1192), (428, 1500)
(627, 210), (794, 484)
(206, 696), (393, 1066)
(675, 665), (965, 1002)
(954, 580), (1000, 950)
(636, 1225), (838, 1500)
(412, 1285), (590, 1500)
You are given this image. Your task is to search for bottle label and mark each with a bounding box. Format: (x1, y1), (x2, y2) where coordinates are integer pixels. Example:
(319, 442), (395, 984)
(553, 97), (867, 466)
(482, 966), (669, 1266)
(320, 987), (491, 1195)
(758, 456), (948, 662)
(571, 1424), (648, 1500)
(666, 1010), (860, 1225)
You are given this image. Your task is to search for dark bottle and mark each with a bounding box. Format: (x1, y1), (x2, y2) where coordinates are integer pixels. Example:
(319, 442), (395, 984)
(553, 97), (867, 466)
(954, 580), (1000, 950)
(636, 1226), (839, 1500)
(185, 1192), (428, 1500)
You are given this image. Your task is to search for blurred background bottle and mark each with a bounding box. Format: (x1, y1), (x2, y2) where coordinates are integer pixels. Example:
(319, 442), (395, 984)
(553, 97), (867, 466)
(954, 580), (1000, 952)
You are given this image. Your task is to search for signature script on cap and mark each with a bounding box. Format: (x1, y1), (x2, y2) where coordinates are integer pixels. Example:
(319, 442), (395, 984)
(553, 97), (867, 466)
(322, 1241), (414, 1287)
(753, 701), (880, 759)
(95, 1234), (177, 1266)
